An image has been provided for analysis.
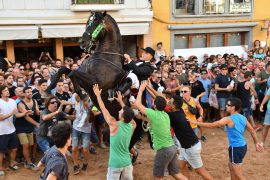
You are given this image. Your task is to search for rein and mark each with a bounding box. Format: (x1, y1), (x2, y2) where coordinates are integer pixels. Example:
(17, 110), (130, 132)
(94, 51), (123, 57)
(89, 58), (124, 73)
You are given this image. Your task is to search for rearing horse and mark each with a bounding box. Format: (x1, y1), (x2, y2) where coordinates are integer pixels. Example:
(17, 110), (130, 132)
(46, 11), (126, 119)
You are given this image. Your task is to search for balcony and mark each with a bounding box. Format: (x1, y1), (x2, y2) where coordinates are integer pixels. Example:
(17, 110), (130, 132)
(71, 0), (125, 11)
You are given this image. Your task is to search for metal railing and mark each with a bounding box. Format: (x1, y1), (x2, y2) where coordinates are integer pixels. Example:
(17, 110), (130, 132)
(72, 0), (124, 4)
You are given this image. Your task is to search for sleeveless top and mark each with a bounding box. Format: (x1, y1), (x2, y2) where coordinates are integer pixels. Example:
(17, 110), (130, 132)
(15, 100), (37, 134)
(237, 81), (251, 108)
(227, 114), (247, 147)
(182, 97), (197, 129)
(109, 121), (133, 168)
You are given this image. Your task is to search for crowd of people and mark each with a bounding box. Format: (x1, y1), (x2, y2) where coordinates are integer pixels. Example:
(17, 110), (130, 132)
(0, 39), (269, 179)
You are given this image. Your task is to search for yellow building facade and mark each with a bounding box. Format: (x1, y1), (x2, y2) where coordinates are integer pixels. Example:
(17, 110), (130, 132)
(151, 0), (270, 55)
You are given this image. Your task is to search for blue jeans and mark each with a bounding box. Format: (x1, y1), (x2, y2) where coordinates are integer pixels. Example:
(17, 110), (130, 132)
(37, 137), (53, 153)
(242, 107), (253, 119)
(72, 128), (91, 148)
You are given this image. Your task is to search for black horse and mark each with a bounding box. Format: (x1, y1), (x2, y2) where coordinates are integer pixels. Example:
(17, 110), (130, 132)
(47, 11), (127, 119)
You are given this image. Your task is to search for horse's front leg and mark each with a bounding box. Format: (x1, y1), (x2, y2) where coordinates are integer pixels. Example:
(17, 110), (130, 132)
(43, 66), (72, 97)
(68, 70), (97, 101)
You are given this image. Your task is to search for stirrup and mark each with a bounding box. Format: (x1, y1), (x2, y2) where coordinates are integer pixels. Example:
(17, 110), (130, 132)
(108, 89), (115, 102)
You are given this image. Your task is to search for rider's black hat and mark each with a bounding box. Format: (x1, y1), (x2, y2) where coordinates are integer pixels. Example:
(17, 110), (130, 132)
(141, 47), (155, 58)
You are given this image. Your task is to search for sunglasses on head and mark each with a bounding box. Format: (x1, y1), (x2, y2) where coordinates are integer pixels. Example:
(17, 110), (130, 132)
(181, 90), (189, 93)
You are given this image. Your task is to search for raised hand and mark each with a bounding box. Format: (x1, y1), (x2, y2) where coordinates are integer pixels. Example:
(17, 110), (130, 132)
(114, 91), (123, 103)
(139, 81), (148, 91)
(93, 84), (102, 96)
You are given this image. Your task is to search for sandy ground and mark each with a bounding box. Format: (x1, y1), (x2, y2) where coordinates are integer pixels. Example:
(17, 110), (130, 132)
(2, 128), (270, 180)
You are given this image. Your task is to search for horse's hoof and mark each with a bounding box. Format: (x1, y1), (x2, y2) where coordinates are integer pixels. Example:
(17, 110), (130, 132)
(108, 97), (114, 102)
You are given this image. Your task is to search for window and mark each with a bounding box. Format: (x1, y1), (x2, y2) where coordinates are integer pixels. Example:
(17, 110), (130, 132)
(73, 0), (124, 4)
(204, 0), (225, 14)
(173, 0), (253, 16)
(192, 34), (207, 48)
(210, 34), (224, 47)
(228, 32), (242, 46)
(174, 32), (246, 49)
(229, 0), (252, 13)
(174, 35), (189, 49)
(174, 0), (195, 15)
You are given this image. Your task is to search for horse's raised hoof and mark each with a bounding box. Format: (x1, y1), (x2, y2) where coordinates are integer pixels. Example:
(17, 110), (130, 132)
(108, 89), (115, 102)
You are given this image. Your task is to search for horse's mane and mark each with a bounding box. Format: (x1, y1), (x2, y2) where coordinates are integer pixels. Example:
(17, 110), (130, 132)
(104, 14), (123, 55)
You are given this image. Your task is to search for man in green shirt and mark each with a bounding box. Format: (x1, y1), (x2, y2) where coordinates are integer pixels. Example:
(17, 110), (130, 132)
(133, 81), (188, 180)
(93, 84), (136, 180)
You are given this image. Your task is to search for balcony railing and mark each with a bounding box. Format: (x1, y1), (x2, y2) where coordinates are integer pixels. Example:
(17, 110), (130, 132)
(72, 0), (124, 4)
(71, 0), (125, 11)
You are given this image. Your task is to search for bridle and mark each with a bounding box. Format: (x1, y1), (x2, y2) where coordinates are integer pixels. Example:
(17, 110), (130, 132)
(82, 13), (106, 53)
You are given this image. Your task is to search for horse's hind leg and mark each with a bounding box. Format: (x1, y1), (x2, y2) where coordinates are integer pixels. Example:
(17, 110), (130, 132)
(68, 70), (96, 100)
(44, 66), (72, 97)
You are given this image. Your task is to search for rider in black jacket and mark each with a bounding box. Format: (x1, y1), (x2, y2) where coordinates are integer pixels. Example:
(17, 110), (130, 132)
(122, 47), (155, 164)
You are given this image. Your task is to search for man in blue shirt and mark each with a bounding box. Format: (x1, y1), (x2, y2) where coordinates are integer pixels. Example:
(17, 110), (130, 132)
(199, 69), (212, 121)
(193, 97), (264, 180)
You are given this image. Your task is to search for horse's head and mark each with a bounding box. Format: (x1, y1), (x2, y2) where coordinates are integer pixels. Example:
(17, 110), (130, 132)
(80, 11), (107, 53)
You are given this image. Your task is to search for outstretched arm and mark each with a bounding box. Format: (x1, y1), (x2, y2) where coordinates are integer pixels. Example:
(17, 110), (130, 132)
(194, 117), (229, 128)
(245, 120), (264, 152)
(93, 84), (116, 127)
(133, 81), (148, 115)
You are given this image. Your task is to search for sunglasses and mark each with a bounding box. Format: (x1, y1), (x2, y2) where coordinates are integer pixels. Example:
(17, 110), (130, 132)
(50, 101), (58, 104)
(226, 104), (233, 107)
(242, 68), (247, 70)
(181, 90), (189, 93)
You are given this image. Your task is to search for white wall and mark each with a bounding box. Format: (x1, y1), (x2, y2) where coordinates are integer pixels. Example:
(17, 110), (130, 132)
(0, 0), (150, 10)
(0, 0), (153, 26)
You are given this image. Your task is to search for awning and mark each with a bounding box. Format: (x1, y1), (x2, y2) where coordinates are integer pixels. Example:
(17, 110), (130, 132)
(0, 26), (39, 40)
(41, 23), (150, 38)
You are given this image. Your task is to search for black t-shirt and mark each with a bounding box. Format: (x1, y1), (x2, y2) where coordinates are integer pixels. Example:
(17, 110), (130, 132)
(215, 74), (232, 98)
(37, 109), (66, 138)
(32, 88), (39, 95)
(33, 91), (46, 111)
(15, 99), (38, 133)
(8, 86), (16, 98)
(151, 79), (166, 91)
(188, 80), (205, 98)
(55, 92), (70, 101)
(168, 109), (198, 149)
(41, 146), (69, 180)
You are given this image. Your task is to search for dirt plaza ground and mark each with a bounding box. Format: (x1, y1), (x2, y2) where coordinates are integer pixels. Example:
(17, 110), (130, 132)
(2, 128), (270, 180)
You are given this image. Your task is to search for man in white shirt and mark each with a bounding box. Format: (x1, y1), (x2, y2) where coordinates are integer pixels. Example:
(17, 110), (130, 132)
(0, 85), (31, 177)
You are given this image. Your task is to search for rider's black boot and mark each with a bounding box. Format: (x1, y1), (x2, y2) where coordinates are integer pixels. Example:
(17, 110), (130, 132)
(117, 78), (132, 94)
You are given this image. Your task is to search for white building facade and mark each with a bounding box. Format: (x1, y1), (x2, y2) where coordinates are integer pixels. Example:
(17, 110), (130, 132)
(0, 0), (153, 62)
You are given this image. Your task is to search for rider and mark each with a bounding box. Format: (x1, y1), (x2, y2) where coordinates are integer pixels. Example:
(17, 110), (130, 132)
(121, 47), (155, 163)
(119, 47), (155, 94)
